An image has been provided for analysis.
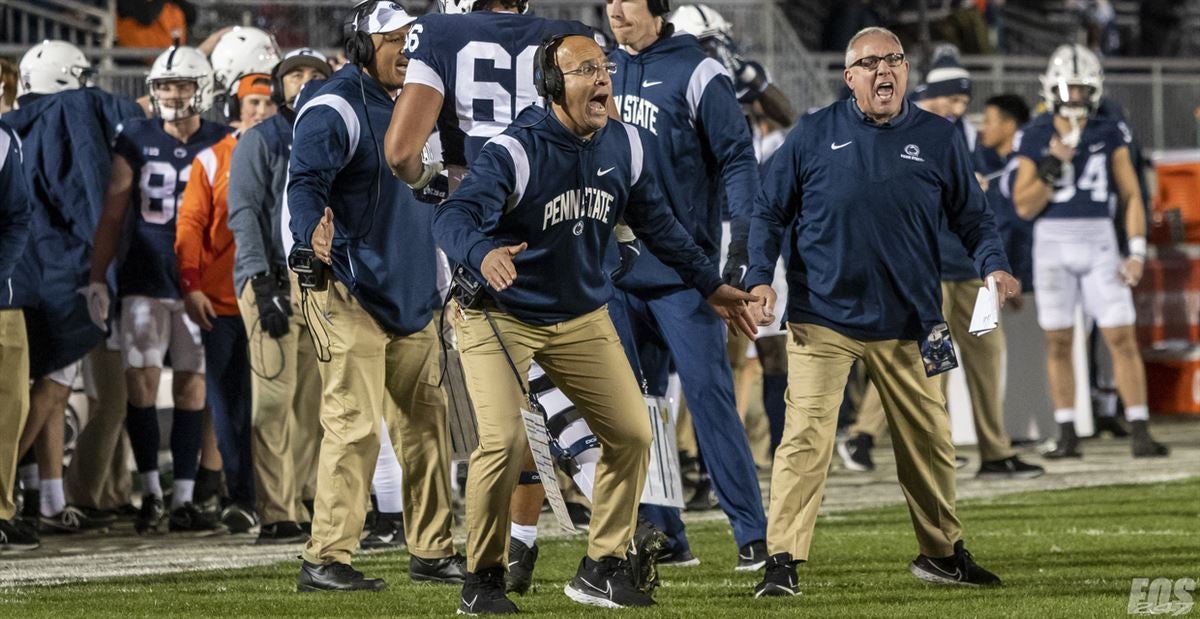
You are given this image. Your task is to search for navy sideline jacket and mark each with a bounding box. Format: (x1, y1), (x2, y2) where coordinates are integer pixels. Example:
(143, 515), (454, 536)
(433, 106), (723, 326)
(287, 64), (438, 336)
(747, 99), (1010, 341)
(608, 30), (759, 296)
(0, 121), (31, 304)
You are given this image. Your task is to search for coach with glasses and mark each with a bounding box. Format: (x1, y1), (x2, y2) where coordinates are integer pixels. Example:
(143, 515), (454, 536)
(747, 27), (1015, 598)
(433, 33), (759, 615)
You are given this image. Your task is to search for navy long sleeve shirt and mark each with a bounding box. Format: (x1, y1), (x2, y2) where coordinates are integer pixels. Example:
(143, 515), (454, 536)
(287, 65), (438, 336)
(433, 106), (722, 326)
(747, 99), (1010, 341)
(0, 121), (31, 297)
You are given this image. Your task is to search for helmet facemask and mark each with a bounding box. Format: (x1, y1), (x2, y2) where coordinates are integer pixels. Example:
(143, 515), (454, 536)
(150, 78), (203, 122)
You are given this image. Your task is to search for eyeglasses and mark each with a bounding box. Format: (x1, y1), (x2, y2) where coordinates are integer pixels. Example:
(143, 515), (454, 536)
(562, 61), (617, 79)
(848, 53), (906, 71)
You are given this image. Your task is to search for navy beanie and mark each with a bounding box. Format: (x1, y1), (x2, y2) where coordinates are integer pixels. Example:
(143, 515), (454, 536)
(915, 53), (972, 100)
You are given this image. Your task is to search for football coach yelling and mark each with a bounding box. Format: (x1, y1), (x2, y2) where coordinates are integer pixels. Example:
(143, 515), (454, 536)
(432, 33), (759, 614)
(746, 27), (1018, 598)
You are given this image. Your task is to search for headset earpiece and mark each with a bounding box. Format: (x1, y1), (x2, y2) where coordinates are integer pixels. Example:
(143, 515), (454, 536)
(344, 0), (377, 67)
(534, 34), (569, 105)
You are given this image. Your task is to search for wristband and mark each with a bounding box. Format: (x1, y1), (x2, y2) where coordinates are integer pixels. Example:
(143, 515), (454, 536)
(407, 161), (444, 190)
(1128, 236), (1147, 260)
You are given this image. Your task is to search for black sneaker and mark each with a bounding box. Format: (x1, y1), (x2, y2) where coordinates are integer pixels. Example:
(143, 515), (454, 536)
(361, 513), (405, 550)
(169, 502), (224, 533)
(736, 540), (768, 571)
(39, 505), (112, 534)
(135, 494), (165, 534)
(458, 567), (519, 615)
(412, 553), (467, 584)
(754, 553), (800, 598)
(1043, 422), (1082, 459)
(657, 546), (700, 567)
(0, 518), (40, 552)
(505, 538), (538, 595)
(564, 556), (655, 609)
(630, 517), (668, 593)
(565, 501), (591, 529)
(73, 505), (119, 525)
(909, 540), (1002, 586)
(19, 489), (38, 521)
(685, 479), (719, 511)
(837, 433), (875, 472)
(1131, 420), (1169, 458)
(257, 521), (307, 545)
(297, 560), (386, 592)
(976, 456), (1045, 480)
(221, 503), (258, 534)
(1095, 415), (1130, 438)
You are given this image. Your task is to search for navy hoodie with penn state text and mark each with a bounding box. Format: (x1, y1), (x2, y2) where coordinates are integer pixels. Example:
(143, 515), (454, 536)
(433, 106), (723, 326)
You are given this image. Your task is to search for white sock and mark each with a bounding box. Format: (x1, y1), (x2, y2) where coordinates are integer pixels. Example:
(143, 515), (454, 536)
(510, 523), (538, 548)
(19, 463), (39, 491)
(1125, 405), (1149, 422)
(173, 479), (195, 508)
(372, 421), (405, 514)
(140, 471), (163, 499)
(1054, 409), (1075, 424)
(40, 478), (65, 517)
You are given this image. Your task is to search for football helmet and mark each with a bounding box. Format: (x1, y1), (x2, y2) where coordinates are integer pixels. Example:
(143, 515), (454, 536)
(209, 26), (281, 94)
(438, 0), (527, 14)
(668, 3), (732, 41)
(18, 40), (92, 96)
(147, 46), (215, 121)
(1041, 43), (1103, 121)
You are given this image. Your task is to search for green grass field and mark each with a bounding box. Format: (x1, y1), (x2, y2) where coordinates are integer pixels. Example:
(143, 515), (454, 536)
(4, 478), (1197, 618)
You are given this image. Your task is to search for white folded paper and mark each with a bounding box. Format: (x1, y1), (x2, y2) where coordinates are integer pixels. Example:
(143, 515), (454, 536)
(969, 276), (999, 336)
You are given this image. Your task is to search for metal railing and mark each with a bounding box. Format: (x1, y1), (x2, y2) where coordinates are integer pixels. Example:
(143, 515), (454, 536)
(0, 0), (115, 56)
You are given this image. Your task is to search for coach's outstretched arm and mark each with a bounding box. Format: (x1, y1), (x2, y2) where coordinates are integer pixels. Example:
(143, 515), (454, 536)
(430, 142), (513, 279)
(287, 105), (345, 257)
(744, 124), (803, 322)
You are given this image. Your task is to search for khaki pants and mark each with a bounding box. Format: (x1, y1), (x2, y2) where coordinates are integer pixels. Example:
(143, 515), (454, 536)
(0, 309), (30, 520)
(66, 345), (132, 510)
(768, 323), (961, 561)
(940, 279), (1013, 461)
(458, 306), (650, 572)
(850, 281), (1014, 461)
(302, 281), (454, 565)
(238, 274), (323, 525)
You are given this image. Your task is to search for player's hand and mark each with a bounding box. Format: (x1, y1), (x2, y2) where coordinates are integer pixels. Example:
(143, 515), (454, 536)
(987, 270), (1021, 308)
(184, 290), (217, 331)
(707, 284), (761, 340)
(749, 284), (777, 327)
(81, 282), (110, 330)
(1048, 135), (1075, 162)
(481, 242), (527, 292)
(1120, 257), (1144, 287)
(311, 207), (335, 265)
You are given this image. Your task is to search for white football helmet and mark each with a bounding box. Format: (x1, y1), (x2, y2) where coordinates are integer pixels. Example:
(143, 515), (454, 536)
(18, 40), (92, 96)
(1041, 43), (1103, 121)
(438, 0), (475, 13)
(209, 26), (281, 93)
(437, 0), (526, 14)
(147, 46), (215, 121)
(668, 4), (732, 41)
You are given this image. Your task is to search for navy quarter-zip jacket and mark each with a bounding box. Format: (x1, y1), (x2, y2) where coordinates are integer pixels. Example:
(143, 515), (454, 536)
(609, 30), (759, 296)
(747, 99), (1010, 341)
(287, 64), (438, 336)
(433, 106), (723, 326)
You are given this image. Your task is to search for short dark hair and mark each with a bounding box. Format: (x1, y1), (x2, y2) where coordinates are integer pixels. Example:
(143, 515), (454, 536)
(985, 94), (1030, 126)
